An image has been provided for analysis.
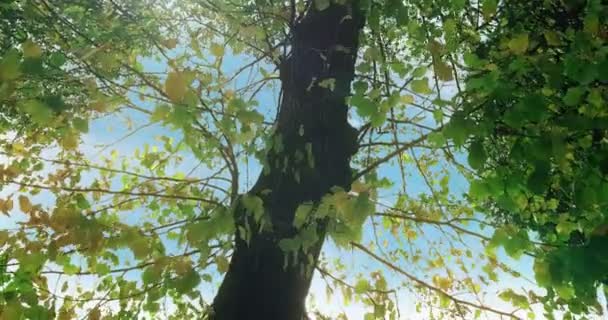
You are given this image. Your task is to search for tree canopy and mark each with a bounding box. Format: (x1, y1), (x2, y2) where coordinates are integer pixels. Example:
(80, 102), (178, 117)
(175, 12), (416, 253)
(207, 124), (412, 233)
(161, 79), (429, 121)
(0, 0), (607, 319)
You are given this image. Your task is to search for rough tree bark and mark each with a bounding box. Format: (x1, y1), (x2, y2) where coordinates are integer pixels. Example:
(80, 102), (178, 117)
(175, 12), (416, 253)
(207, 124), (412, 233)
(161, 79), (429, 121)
(211, 2), (365, 319)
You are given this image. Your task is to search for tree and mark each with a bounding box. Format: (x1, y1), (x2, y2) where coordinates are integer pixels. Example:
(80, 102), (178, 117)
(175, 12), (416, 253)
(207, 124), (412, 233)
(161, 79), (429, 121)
(0, 0), (606, 320)
(460, 0), (608, 317)
(211, 3), (364, 319)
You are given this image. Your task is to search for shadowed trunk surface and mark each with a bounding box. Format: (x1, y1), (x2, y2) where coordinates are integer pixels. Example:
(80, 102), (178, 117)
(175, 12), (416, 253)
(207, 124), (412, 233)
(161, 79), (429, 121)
(211, 2), (365, 320)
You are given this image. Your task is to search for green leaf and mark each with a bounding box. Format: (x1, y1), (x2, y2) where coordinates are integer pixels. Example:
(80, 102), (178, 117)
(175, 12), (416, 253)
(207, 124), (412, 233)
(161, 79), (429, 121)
(583, 13), (599, 35)
(533, 259), (551, 287)
(171, 266), (200, 294)
(236, 109), (264, 124)
(0, 49), (21, 80)
(428, 131), (446, 147)
(74, 193), (90, 209)
(329, 221), (361, 248)
(354, 279), (370, 294)
(63, 263), (79, 275)
(411, 78), (432, 94)
(481, 0), (497, 19)
(412, 66), (427, 78)
(400, 94), (414, 104)
(49, 52), (66, 67)
(278, 238), (299, 252)
(130, 236), (150, 259)
(517, 94), (547, 122)
(463, 52), (484, 68)
(352, 192), (373, 224)
(598, 58), (608, 82)
(565, 56), (597, 85)
(503, 230), (530, 259)
(350, 95), (376, 117)
(587, 89), (603, 107)
(19, 100), (54, 125)
(487, 227), (530, 259)
(293, 202), (314, 228)
(318, 78), (336, 91)
(94, 263), (110, 275)
(527, 161), (550, 195)
(21, 57), (44, 75)
(151, 104), (171, 122)
(370, 111), (386, 128)
(563, 87), (585, 107)
(468, 140), (486, 170)
(314, 0), (330, 11)
(241, 194), (265, 222)
(498, 289), (530, 309)
(73, 117), (89, 133)
(19, 252), (45, 273)
(444, 114), (469, 146)
(555, 284), (575, 300)
(556, 220), (577, 237)
(170, 105), (191, 126)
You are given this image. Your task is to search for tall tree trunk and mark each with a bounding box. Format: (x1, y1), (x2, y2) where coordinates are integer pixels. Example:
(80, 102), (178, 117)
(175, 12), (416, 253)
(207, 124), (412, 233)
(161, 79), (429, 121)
(211, 2), (365, 319)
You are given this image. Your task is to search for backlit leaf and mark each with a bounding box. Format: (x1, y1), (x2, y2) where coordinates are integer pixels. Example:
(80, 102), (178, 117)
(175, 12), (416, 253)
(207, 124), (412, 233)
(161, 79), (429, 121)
(508, 33), (529, 55)
(22, 39), (42, 58)
(314, 0), (330, 11)
(210, 43), (225, 57)
(165, 71), (187, 102)
(411, 78), (432, 94)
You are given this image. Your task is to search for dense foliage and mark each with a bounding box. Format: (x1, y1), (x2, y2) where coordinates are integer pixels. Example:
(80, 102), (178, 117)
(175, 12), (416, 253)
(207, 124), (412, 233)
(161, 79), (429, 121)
(0, 0), (606, 319)
(456, 1), (608, 317)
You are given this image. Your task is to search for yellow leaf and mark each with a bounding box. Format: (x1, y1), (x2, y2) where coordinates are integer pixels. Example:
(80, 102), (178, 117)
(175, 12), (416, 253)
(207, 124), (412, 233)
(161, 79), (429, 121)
(584, 14), (599, 35)
(544, 31), (561, 46)
(130, 236), (149, 259)
(61, 134), (79, 150)
(18, 195), (32, 213)
(406, 229), (417, 240)
(5, 165), (19, 178)
(0, 301), (21, 320)
(22, 39), (42, 58)
(433, 275), (453, 291)
(433, 59), (453, 81)
(90, 100), (106, 112)
(428, 40), (443, 56)
(508, 33), (529, 55)
(0, 198), (12, 215)
(351, 181), (370, 193)
(173, 258), (192, 276)
(400, 94), (414, 104)
(210, 43), (225, 57)
(215, 256), (230, 274)
(11, 143), (25, 154)
(165, 71), (187, 102)
(332, 190), (350, 214)
(88, 308), (101, 320)
(0, 50), (21, 80)
(161, 38), (178, 49)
